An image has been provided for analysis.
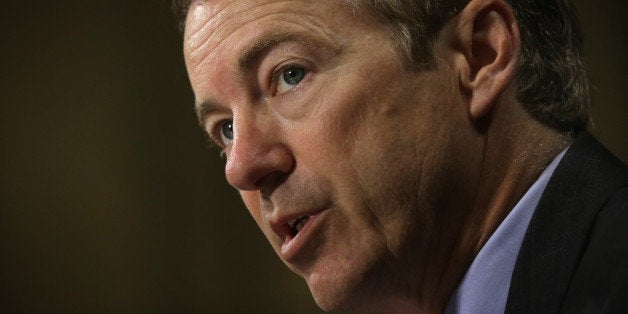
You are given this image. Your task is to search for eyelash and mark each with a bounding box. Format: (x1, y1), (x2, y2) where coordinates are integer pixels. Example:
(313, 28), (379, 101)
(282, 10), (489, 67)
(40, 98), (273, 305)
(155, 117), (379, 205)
(204, 138), (224, 158)
(269, 62), (310, 96)
(207, 120), (229, 153)
(204, 62), (312, 154)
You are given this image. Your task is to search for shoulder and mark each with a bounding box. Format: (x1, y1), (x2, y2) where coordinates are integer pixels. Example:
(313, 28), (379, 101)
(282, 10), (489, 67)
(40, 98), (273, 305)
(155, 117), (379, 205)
(506, 132), (628, 314)
(553, 132), (628, 313)
(560, 186), (628, 313)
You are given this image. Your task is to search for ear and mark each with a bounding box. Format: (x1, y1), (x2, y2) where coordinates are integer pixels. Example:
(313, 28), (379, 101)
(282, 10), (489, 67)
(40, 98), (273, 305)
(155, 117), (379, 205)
(443, 0), (520, 120)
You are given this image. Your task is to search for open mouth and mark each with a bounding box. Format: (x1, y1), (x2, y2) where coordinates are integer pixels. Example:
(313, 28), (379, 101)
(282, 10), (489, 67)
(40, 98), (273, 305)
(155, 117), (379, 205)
(279, 211), (326, 261)
(288, 216), (310, 237)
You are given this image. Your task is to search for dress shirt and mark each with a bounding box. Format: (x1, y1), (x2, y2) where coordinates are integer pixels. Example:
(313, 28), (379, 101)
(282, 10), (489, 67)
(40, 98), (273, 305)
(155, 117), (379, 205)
(444, 148), (568, 314)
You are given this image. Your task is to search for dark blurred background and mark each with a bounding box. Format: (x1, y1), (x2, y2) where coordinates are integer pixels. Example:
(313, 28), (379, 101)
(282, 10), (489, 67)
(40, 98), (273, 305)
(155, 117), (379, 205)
(0, 1), (625, 313)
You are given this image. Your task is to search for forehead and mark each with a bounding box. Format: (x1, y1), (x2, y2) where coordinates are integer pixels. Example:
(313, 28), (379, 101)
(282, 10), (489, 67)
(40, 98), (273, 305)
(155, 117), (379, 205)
(183, 0), (365, 68)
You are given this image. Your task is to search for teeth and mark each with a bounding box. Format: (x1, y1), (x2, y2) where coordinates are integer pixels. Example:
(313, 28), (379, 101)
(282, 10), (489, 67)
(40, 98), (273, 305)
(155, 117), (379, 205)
(288, 216), (309, 235)
(288, 218), (298, 229)
(295, 216), (309, 232)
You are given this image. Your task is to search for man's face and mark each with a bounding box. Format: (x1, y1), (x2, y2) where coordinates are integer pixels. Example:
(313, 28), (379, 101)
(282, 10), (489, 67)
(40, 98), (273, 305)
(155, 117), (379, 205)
(184, 0), (473, 310)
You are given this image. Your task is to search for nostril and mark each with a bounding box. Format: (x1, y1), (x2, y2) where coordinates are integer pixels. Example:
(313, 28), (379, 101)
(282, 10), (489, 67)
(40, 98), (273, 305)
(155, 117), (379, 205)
(224, 143), (294, 192)
(225, 158), (259, 191)
(259, 170), (291, 198)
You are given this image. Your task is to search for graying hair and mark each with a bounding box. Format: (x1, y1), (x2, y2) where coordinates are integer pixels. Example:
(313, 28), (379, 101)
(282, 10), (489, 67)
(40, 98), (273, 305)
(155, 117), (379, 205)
(174, 0), (590, 133)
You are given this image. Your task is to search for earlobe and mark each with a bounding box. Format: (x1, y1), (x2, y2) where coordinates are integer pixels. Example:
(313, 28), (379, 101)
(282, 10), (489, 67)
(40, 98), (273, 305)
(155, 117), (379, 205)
(449, 0), (520, 121)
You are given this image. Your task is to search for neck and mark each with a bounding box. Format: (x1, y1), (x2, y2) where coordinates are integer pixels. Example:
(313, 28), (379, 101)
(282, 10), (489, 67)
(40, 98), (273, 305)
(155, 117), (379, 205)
(470, 104), (571, 251)
(414, 100), (571, 314)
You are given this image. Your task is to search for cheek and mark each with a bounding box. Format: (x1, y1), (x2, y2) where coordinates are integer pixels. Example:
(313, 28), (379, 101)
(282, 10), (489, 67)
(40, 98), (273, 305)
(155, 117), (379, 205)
(240, 191), (263, 225)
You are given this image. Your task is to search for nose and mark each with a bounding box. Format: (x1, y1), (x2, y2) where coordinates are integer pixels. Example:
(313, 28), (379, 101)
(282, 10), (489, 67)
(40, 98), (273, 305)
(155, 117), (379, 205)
(224, 122), (294, 192)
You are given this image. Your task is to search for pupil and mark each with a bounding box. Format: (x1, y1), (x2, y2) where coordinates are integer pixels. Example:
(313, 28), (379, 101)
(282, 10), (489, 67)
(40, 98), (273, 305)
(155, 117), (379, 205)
(283, 67), (305, 85)
(221, 121), (233, 140)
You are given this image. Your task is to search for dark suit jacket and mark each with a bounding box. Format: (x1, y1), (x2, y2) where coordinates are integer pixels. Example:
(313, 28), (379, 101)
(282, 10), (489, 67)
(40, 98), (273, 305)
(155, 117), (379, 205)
(506, 132), (628, 313)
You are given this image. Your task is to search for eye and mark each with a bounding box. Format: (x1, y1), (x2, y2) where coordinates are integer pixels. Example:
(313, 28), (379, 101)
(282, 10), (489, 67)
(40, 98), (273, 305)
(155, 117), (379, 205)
(219, 120), (234, 146)
(276, 66), (307, 94)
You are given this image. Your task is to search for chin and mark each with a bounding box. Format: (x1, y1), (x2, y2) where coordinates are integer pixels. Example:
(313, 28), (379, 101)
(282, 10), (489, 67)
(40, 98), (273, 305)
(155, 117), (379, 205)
(307, 273), (361, 312)
(303, 256), (392, 313)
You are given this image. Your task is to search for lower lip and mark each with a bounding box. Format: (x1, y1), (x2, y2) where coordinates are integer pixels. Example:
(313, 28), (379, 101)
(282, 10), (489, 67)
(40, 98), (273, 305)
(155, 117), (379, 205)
(280, 210), (327, 261)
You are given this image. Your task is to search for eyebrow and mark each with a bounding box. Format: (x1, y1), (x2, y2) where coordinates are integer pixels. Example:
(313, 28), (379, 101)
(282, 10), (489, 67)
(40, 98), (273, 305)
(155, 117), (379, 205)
(195, 98), (220, 126)
(195, 32), (344, 124)
(237, 31), (343, 80)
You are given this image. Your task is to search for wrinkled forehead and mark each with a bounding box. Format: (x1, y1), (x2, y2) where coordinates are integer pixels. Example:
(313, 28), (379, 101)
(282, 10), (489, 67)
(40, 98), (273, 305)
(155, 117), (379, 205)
(183, 0), (369, 75)
(184, 0), (358, 52)
(183, 0), (235, 61)
(184, 0), (357, 32)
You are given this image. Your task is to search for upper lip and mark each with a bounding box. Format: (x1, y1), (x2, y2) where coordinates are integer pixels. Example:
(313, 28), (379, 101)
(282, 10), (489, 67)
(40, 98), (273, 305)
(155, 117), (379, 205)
(269, 208), (326, 241)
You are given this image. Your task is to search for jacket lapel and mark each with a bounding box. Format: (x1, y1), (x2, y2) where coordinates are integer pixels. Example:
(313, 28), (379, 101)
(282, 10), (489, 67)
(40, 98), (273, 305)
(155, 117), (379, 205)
(505, 132), (628, 313)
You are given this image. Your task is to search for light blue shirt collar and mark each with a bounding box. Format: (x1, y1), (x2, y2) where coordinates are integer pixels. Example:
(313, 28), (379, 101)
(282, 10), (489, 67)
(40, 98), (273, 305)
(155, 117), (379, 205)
(444, 148), (568, 314)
